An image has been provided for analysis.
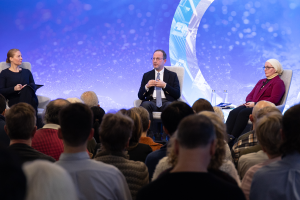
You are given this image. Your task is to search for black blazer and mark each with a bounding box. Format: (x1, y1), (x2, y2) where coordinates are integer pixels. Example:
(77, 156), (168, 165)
(138, 68), (180, 102)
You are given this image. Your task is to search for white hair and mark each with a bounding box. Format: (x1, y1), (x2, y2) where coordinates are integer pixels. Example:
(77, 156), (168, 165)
(80, 91), (99, 107)
(66, 97), (83, 104)
(23, 160), (78, 200)
(266, 59), (283, 75)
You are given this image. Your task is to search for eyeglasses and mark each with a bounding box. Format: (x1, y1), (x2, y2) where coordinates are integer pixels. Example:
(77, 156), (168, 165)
(263, 66), (274, 70)
(151, 57), (164, 61)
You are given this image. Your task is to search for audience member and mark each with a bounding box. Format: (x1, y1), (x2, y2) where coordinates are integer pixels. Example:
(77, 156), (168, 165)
(0, 94), (9, 147)
(80, 91), (99, 107)
(237, 107), (281, 179)
(145, 101), (194, 180)
(136, 115), (245, 200)
(6, 103), (55, 164)
(241, 111), (282, 200)
(0, 145), (26, 200)
(153, 111), (240, 185)
(23, 160), (78, 200)
(56, 103), (131, 200)
(232, 101), (275, 165)
(131, 107), (162, 151)
(94, 113), (148, 200)
(120, 108), (152, 162)
(66, 97), (83, 103)
(31, 99), (70, 160)
(213, 106), (225, 122)
(91, 106), (105, 144)
(192, 98), (214, 113)
(250, 104), (300, 200)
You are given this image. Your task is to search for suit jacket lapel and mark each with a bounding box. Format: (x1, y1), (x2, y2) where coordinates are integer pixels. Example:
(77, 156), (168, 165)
(163, 68), (170, 84)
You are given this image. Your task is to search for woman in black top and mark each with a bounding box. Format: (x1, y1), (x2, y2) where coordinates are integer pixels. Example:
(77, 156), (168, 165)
(0, 49), (38, 111)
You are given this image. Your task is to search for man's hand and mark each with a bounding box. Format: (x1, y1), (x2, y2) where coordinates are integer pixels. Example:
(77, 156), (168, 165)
(146, 80), (156, 88)
(244, 102), (255, 108)
(155, 80), (166, 88)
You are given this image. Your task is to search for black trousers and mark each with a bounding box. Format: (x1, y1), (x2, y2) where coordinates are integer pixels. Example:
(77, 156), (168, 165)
(140, 99), (172, 120)
(226, 106), (253, 138)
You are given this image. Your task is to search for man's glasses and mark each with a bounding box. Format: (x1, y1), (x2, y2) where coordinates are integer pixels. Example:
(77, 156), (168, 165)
(151, 57), (164, 61)
(263, 66), (274, 70)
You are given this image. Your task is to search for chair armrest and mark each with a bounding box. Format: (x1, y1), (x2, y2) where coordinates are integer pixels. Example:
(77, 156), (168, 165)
(37, 95), (51, 109)
(134, 99), (142, 107)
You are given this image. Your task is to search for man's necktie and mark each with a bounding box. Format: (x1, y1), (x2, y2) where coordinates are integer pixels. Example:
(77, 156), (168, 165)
(156, 72), (162, 107)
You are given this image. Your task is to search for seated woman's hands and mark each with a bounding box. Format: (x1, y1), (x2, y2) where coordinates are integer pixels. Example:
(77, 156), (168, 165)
(243, 102), (255, 108)
(14, 84), (27, 91)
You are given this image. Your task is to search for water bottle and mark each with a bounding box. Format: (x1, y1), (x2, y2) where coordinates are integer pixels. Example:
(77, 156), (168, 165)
(211, 90), (216, 106)
(223, 90), (228, 103)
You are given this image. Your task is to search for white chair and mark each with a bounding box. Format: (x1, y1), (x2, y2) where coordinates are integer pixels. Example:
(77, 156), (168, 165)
(134, 66), (185, 120)
(0, 62), (51, 115)
(277, 69), (293, 112)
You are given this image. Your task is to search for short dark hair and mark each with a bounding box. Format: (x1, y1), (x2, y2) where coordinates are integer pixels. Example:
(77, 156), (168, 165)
(0, 146), (26, 200)
(192, 98), (214, 113)
(59, 103), (93, 147)
(99, 113), (133, 152)
(176, 115), (215, 149)
(91, 106), (105, 143)
(0, 94), (6, 114)
(280, 104), (300, 154)
(43, 99), (70, 124)
(161, 102), (194, 136)
(154, 49), (167, 60)
(6, 103), (36, 140)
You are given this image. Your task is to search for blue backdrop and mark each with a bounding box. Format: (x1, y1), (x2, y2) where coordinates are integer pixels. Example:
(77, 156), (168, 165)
(0, 0), (299, 111)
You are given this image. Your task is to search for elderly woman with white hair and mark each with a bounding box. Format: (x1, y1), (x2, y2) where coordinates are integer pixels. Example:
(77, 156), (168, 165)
(226, 59), (285, 138)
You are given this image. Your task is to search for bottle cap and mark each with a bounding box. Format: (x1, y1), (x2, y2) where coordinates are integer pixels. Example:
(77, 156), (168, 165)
(224, 90), (227, 92)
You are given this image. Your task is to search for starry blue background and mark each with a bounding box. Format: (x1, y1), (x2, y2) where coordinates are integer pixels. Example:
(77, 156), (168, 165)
(0, 0), (299, 111)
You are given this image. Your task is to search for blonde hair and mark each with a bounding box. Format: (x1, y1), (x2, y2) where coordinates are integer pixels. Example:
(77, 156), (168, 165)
(213, 106), (224, 122)
(80, 91), (99, 107)
(66, 97), (83, 104)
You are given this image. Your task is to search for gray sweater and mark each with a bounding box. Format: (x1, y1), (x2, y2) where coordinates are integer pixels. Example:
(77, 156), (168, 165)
(94, 150), (149, 200)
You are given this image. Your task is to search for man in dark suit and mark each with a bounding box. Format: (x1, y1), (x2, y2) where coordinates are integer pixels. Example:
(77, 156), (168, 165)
(138, 49), (180, 120)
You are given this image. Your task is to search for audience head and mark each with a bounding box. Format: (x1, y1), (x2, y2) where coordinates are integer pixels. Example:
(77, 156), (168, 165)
(91, 106), (105, 143)
(280, 104), (300, 154)
(213, 106), (225, 122)
(251, 101), (275, 123)
(266, 59), (283, 75)
(175, 114), (215, 150)
(199, 111), (226, 169)
(255, 111), (282, 158)
(0, 146), (26, 200)
(59, 103), (93, 147)
(161, 102), (194, 136)
(5, 103), (36, 140)
(99, 113), (133, 152)
(192, 98), (214, 113)
(80, 91), (99, 107)
(122, 108), (143, 146)
(23, 160), (77, 200)
(131, 107), (150, 133)
(66, 97), (83, 104)
(43, 98), (70, 124)
(0, 94), (6, 115)
(6, 48), (20, 63)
